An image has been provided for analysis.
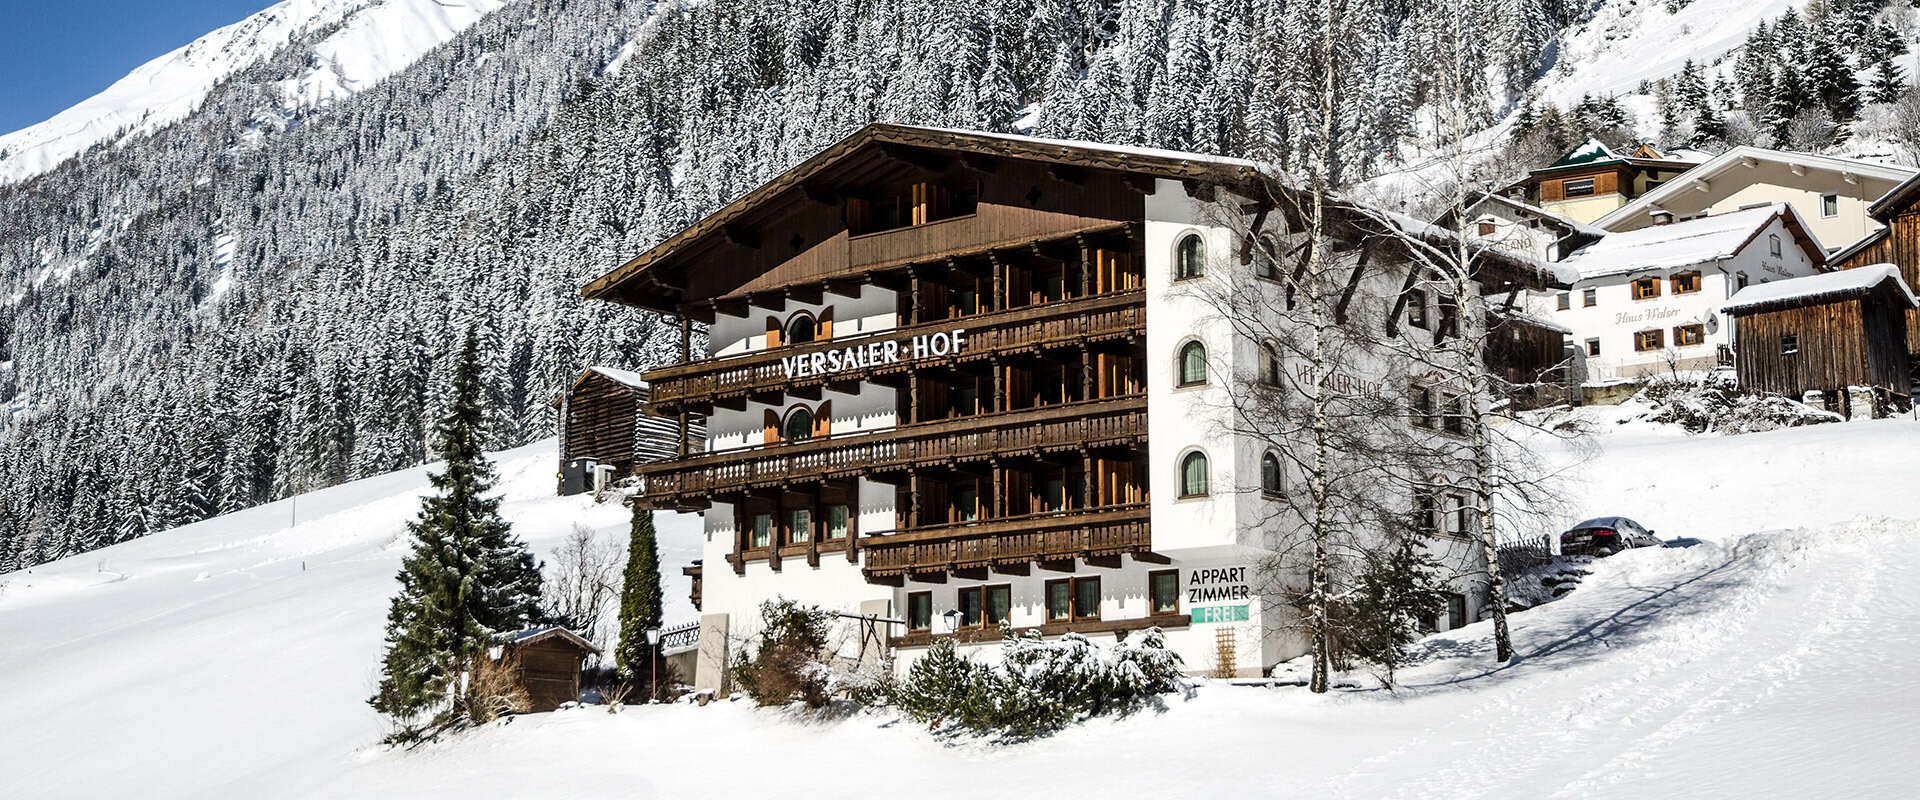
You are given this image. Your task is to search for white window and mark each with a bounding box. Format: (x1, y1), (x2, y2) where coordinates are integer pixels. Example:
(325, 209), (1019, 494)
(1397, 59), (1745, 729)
(1821, 193), (1839, 218)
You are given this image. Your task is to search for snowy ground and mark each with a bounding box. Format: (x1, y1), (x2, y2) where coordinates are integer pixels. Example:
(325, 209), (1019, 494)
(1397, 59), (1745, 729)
(5, 416), (1920, 798)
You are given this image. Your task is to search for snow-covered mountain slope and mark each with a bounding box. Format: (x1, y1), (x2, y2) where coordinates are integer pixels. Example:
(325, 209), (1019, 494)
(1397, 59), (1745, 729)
(0, 0), (513, 184)
(1532, 0), (1801, 109)
(0, 439), (702, 799)
(6, 416), (1920, 798)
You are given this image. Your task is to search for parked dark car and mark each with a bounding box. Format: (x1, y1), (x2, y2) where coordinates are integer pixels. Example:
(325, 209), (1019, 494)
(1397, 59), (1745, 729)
(1560, 517), (1660, 556)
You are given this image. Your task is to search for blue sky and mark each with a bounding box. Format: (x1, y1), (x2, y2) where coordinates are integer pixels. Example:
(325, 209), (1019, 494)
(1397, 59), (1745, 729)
(0, 0), (273, 135)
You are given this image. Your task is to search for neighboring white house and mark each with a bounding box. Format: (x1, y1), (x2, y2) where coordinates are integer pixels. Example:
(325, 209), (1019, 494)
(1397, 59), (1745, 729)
(1590, 146), (1915, 252)
(1446, 193), (1605, 263)
(1529, 203), (1825, 382)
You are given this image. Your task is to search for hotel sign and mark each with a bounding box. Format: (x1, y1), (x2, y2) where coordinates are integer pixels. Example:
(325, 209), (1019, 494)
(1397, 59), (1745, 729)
(1188, 566), (1252, 624)
(780, 329), (968, 379)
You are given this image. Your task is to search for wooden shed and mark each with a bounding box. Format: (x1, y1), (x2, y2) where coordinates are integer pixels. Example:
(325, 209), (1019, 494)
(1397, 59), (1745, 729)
(555, 366), (702, 495)
(1721, 264), (1916, 410)
(1830, 171), (1920, 357)
(494, 626), (600, 713)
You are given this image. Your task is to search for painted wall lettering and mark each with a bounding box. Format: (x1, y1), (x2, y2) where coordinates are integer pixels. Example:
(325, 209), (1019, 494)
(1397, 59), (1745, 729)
(780, 329), (967, 379)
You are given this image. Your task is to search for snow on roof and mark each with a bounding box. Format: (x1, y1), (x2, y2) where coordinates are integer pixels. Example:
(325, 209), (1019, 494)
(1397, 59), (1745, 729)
(915, 125), (1269, 172)
(587, 366), (650, 389)
(1549, 138), (1619, 168)
(1721, 264), (1918, 315)
(1372, 208), (1578, 287)
(495, 626), (600, 653)
(1559, 204), (1802, 280)
(1659, 147), (1716, 164)
(1475, 193), (1608, 239)
(1593, 146), (1916, 232)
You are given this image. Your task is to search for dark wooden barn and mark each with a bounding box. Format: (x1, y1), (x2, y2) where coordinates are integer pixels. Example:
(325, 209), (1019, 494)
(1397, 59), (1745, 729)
(1722, 264), (1916, 411)
(1487, 310), (1572, 407)
(556, 366), (702, 494)
(494, 626), (600, 712)
(1831, 172), (1920, 357)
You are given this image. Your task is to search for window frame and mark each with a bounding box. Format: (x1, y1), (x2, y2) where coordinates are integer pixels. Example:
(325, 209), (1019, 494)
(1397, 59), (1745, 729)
(1632, 276), (1663, 300)
(1821, 193), (1839, 218)
(750, 512), (774, 549)
(1178, 450), (1211, 498)
(1563, 177), (1596, 197)
(906, 591), (933, 632)
(786, 507), (812, 545)
(1582, 287), (1597, 307)
(1674, 323), (1706, 347)
(1406, 287), (1430, 330)
(785, 310), (818, 345)
(1585, 337), (1601, 357)
(1634, 328), (1666, 352)
(1557, 292), (1571, 311)
(781, 405), (816, 443)
(1441, 393), (1467, 436)
(1044, 579), (1072, 622)
(1669, 271), (1701, 295)
(1781, 333), (1799, 356)
(1072, 576), (1102, 621)
(1769, 234), (1782, 258)
(1176, 340), (1208, 387)
(1259, 342), (1284, 387)
(1174, 233), (1206, 280)
(1260, 452), (1285, 496)
(1410, 384), (1436, 429)
(1149, 569), (1180, 616)
(825, 504), (850, 541)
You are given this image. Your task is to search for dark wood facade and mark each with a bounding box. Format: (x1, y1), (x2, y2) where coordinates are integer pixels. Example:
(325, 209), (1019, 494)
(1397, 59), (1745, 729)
(1831, 190), (1920, 356)
(1726, 282), (1913, 405)
(496, 627), (599, 713)
(557, 368), (702, 487)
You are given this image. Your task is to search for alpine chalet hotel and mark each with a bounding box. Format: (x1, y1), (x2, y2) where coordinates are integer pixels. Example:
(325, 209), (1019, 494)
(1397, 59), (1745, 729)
(579, 125), (1563, 685)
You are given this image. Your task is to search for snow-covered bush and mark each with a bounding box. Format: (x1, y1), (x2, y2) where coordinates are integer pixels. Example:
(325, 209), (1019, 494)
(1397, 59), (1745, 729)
(731, 598), (833, 709)
(892, 627), (1186, 738)
(1630, 373), (1839, 434)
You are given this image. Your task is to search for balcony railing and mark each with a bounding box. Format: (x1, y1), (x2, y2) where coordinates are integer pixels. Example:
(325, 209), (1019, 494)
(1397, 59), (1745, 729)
(861, 503), (1151, 578)
(644, 289), (1146, 407)
(637, 395), (1146, 505)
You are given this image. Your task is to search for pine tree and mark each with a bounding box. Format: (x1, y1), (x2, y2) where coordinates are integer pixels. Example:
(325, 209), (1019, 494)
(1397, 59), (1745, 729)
(369, 328), (543, 729)
(614, 501), (664, 681)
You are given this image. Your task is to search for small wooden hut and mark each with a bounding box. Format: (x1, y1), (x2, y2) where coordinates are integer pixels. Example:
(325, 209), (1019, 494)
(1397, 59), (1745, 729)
(494, 626), (600, 712)
(1721, 264), (1916, 411)
(555, 366), (700, 495)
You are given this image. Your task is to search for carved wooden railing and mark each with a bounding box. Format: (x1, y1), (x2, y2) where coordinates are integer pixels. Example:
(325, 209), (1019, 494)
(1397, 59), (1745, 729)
(861, 503), (1150, 578)
(637, 396), (1146, 505)
(644, 289), (1146, 407)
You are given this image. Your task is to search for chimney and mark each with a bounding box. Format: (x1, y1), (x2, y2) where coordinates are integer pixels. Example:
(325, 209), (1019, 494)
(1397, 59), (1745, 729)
(1650, 209), (1674, 226)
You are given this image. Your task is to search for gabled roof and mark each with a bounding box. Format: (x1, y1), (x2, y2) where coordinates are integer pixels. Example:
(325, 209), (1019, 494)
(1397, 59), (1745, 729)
(1722, 263), (1918, 315)
(1592, 146), (1916, 232)
(1867, 169), (1920, 220)
(582, 124), (1566, 311)
(580, 124), (1269, 310)
(1528, 137), (1699, 179)
(1558, 203), (1824, 281)
(1443, 192), (1608, 239)
(495, 626), (601, 654)
(584, 366), (649, 390)
(1550, 138), (1619, 168)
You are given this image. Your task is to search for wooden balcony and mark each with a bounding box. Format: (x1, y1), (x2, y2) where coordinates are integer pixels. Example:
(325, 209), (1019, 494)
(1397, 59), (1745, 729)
(861, 503), (1151, 579)
(644, 289), (1146, 408)
(637, 395), (1146, 506)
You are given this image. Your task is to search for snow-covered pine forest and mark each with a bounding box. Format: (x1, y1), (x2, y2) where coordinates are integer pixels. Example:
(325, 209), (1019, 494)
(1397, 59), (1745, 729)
(0, 0), (1816, 570)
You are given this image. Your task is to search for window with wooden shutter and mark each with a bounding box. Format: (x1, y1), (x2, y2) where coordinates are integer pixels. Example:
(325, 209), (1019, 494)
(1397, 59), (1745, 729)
(1674, 324), (1705, 347)
(1669, 271), (1701, 294)
(1632, 277), (1662, 300)
(764, 316), (782, 348)
(763, 410), (779, 444)
(1634, 329), (1665, 351)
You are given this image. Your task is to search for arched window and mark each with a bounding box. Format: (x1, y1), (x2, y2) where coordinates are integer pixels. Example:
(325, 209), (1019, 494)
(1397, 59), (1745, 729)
(1177, 341), (1208, 386)
(1255, 234), (1281, 279)
(1261, 453), (1284, 495)
(1179, 451), (1210, 497)
(782, 406), (815, 443)
(1175, 233), (1206, 279)
(786, 312), (817, 344)
(1260, 342), (1283, 386)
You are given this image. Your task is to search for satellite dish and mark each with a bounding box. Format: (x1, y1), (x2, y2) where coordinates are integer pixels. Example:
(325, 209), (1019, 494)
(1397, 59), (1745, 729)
(1705, 313), (1720, 334)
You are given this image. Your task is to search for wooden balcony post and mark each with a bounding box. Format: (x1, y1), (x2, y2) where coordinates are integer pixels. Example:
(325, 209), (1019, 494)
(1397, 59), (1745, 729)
(990, 252), (1005, 312)
(1076, 234), (1091, 298)
(908, 470), (922, 529)
(1080, 448), (1094, 510)
(992, 357), (1005, 413)
(991, 460), (1004, 521)
(909, 266), (922, 326)
(676, 408), (690, 457)
(1080, 346), (1093, 401)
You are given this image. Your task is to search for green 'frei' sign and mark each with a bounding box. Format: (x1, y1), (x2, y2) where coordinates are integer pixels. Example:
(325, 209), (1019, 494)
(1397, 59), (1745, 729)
(1190, 604), (1249, 624)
